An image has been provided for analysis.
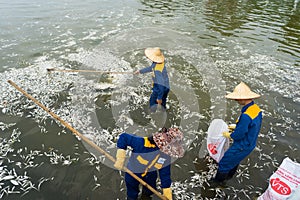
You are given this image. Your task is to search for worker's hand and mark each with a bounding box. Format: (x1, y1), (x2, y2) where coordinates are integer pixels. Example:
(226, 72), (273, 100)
(162, 188), (172, 200)
(222, 131), (231, 139)
(134, 70), (140, 75)
(156, 99), (162, 104)
(228, 124), (236, 133)
(114, 149), (126, 170)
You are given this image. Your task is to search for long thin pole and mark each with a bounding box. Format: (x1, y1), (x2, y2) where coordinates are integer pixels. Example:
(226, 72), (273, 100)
(7, 80), (167, 200)
(47, 68), (133, 74)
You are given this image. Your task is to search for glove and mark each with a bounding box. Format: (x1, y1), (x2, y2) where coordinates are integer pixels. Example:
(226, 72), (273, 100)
(156, 99), (162, 104)
(163, 188), (172, 200)
(114, 149), (126, 170)
(222, 131), (231, 139)
(228, 124), (236, 133)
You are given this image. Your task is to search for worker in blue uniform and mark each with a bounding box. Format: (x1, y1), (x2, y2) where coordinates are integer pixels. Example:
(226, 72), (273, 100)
(114, 127), (184, 200)
(210, 82), (262, 186)
(134, 47), (170, 112)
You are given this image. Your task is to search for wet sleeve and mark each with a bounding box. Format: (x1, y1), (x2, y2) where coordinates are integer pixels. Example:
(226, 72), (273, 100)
(230, 114), (251, 140)
(159, 160), (172, 188)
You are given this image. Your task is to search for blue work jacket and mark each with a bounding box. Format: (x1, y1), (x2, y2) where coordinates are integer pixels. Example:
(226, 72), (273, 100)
(116, 133), (172, 188)
(230, 101), (262, 151)
(140, 62), (170, 100)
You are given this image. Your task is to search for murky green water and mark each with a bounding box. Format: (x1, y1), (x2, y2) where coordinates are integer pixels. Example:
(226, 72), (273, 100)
(1, 0), (299, 199)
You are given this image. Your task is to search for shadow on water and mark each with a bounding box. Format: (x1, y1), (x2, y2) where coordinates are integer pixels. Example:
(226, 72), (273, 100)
(95, 94), (117, 130)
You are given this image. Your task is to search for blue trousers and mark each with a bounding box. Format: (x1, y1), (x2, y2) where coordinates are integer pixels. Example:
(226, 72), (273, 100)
(149, 88), (169, 112)
(125, 171), (157, 200)
(218, 145), (253, 173)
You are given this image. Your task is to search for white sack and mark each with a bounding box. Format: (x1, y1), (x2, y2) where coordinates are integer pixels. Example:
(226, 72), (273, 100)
(206, 119), (230, 163)
(258, 157), (300, 200)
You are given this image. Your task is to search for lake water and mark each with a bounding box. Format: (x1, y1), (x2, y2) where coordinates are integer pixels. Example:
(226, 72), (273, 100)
(0, 0), (299, 199)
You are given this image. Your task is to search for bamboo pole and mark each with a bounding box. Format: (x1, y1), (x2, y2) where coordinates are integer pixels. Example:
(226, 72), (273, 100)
(47, 68), (133, 74)
(7, 80), (168, 200)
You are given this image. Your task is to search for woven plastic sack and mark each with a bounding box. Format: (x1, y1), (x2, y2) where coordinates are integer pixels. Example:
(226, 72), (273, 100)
(258, 157), (300, 200)
(206, 119), (230, 163)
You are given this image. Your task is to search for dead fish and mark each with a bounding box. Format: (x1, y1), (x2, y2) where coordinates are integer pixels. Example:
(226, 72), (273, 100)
(1, 175), (15, 181)
(10, 180), (19, 186)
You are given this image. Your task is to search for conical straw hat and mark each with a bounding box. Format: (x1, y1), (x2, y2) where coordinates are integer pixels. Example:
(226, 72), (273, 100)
(144, 47), (165, 63)
(225, 82), (261, 99)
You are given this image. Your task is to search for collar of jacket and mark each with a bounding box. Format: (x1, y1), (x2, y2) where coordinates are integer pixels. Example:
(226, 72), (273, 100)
(241, 101), (254, 113)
